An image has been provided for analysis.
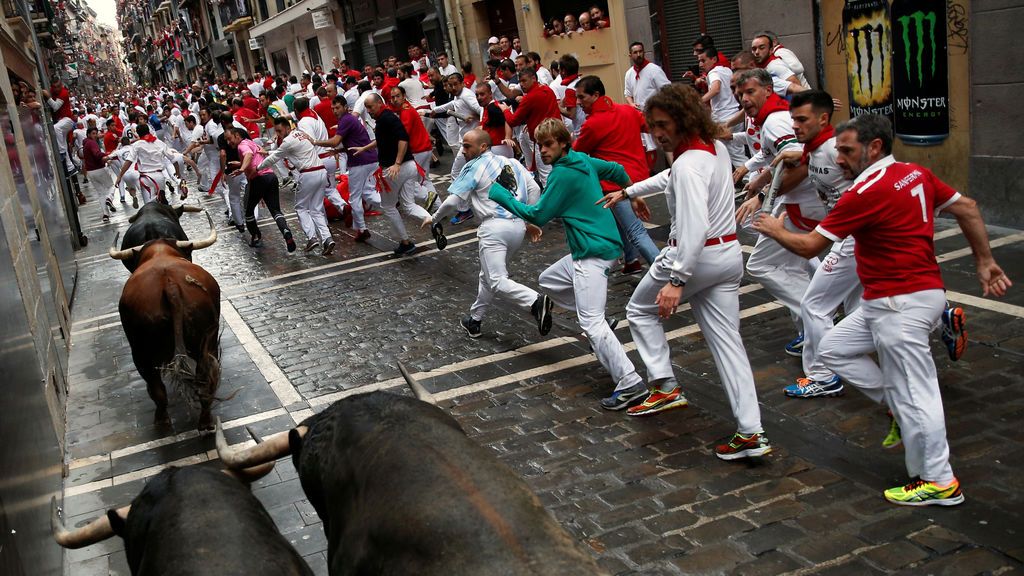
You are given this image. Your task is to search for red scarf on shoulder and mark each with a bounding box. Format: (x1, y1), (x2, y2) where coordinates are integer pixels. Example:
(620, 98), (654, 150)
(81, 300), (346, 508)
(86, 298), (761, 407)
(633, 60), (650, 80)
(560, 74), (579, 86)
(752, 93), (789, 127)
(297, 108), (319, 122)
(800, 125), (835, 165)
(140, 134), (157, 143)
(674, 135), (716, 156)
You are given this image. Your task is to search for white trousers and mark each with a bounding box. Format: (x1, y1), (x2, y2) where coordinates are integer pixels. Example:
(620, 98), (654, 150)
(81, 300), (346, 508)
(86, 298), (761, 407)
(801, 238), (863, 381)
(819, 289), (953, 484)
(746, 200), (827, 330)
(137, 171), (166, 204)
(294, 169), (331, 243)
(413, 150), (437, 201)
(321, 154), (347, 212)
(203, 148), (226, 201)
(469, 218), (538, 321)
(540, 254), (642, 392)
(91, 167), (116, 217)
(54, 117), (75, 169)
(347, 162), (377, 231)
(627, 244), (762, 433)
(382, 160), (430, 241)
(532, 142), (552, 186)
(226, 173), (247, 226)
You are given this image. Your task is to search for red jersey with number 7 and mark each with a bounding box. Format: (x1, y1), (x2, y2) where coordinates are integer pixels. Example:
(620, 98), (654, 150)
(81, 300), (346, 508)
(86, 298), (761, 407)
(815, 156), (960, 300)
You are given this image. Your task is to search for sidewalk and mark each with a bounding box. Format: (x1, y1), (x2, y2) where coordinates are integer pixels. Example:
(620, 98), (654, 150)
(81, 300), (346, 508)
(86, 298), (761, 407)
(60, 164), (1024, 575)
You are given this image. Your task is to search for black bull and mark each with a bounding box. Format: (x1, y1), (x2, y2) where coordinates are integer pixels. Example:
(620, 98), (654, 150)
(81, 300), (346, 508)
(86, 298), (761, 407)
(51, 465), (314, 576)
(110, 212), (220, 430)
(217, 365), (608, 576)
(118, 202), (203, 272)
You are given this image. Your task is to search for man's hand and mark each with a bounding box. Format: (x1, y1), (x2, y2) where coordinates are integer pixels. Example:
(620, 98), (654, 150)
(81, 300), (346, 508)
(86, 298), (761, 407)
(632, 198), (651, 222)
(597, 189), (626, 209)
(732, 165), (749, 184)
(526, 223), (543, 242)
(751, 210), (787, 238)
(656, 283), (683, 319)
(294, 132), (312, 141)
(420, 215), (433, 229)
(736, 195), (763, 224)
(386, 163), (400, 180)
(978, 259), (1012, 297)
(771, 149), (802, 168)
(348, 145), (365, 156)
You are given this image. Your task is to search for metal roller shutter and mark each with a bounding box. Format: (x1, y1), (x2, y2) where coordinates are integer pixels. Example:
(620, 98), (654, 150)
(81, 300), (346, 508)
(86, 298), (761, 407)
(661, 0), (700, 79)
(702, 0), (743, 59)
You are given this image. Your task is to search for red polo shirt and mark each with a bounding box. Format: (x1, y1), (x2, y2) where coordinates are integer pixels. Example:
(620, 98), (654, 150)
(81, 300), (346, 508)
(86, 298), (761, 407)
(504, 83), (561, 140)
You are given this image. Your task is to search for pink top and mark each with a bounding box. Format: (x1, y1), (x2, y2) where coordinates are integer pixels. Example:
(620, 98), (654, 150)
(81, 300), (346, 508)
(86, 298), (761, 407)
(237, 139), (274, 176)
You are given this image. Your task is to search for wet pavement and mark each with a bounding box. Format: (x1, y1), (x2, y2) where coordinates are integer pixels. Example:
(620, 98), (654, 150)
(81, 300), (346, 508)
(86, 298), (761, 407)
(60, 157), (1024, 575)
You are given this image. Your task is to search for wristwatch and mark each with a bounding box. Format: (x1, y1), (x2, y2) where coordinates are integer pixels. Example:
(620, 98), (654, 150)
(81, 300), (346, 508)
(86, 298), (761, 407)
(669, 277), (685, 288)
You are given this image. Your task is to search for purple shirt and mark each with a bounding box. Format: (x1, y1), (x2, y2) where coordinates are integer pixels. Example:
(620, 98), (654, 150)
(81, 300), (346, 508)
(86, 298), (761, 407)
(336, 114), (378, 167)
(83, 138), (105, 171)
(237, 139), (273, 176)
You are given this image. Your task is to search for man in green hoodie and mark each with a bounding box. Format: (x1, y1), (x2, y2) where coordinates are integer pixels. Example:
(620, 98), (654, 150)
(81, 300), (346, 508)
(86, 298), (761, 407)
(489, 118), (648, 409)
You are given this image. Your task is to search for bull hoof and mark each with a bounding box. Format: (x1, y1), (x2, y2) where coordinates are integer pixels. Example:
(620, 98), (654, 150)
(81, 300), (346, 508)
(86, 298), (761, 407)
(198, 414), (214, 433)
(154, 409), (172, 427)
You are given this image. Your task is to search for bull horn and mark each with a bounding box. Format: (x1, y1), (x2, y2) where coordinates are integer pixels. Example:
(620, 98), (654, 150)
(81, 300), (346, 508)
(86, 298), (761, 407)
(180, 204), (204, 213)
(246, 426), (264, 443)
(51, 496), (129, 549)
(220, 462), (276, 484)
(176, 211), (217, 251)
(214, 417), (299, 469)
(398, 361), (435, 404)
(108, 244), (143, 260)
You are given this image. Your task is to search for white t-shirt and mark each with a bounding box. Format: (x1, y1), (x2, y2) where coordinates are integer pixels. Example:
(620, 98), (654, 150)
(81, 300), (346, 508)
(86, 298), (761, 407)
(624, 62), (671, 107)
(706, 66), (740, 123)
(806, 136), (852, 213)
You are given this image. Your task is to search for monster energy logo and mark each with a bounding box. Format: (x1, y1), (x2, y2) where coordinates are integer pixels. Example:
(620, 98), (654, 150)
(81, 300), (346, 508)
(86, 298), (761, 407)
(850, 23), (885, 96)
(897, 11), (937, 87)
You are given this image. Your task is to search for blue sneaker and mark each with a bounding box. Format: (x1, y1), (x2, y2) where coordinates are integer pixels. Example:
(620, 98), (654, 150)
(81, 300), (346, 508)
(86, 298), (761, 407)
(784, 333), (804, 357)
(783, 375), (843, 398)
(600, 382), (648, 411)
(450, 210), (474, 225)
(940, 305), (967, 361)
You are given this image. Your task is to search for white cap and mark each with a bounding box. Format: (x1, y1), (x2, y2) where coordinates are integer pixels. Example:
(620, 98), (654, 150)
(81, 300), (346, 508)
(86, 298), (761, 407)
(487, 36), (499, 45)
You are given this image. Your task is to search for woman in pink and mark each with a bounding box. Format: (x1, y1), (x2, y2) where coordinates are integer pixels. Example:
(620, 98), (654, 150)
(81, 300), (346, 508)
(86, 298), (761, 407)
(226, 127), (296, 251)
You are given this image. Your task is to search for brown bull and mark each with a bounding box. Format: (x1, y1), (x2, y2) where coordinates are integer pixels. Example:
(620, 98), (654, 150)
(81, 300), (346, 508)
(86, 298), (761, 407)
(110, 213), (221, 430)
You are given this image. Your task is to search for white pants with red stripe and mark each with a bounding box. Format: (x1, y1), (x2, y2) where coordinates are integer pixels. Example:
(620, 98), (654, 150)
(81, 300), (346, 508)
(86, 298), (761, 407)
(627, 243), (762, 433)
(801, 237), (862, 381)
(819, 289), (954, 484)
(746, 200), (826, 331)
(540, 254), (643, 393)
(137, 171), (166, 204)
(294, 169), (331, 243)
(469, 218), (538, 321)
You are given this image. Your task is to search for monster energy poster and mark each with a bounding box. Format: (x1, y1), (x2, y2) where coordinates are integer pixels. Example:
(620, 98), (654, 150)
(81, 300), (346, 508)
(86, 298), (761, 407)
(891, 0), (950, 145)
(842, 0), (894, 120)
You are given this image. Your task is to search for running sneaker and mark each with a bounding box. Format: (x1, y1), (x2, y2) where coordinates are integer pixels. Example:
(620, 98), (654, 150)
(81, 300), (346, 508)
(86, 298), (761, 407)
(102, 214), (110, 223)
(460, 317), (482, 338)
(940, 305), (967, 361)
(627, 387), (689, 416)
(132, 195), (139, 209)
(784, 333), (804, 357)
(425, 189), (438, 213)
(322, 239), (336, 255)
(882, 412), (902, 449)
(355, 229), (371, 243)
(621, 259), (644, 275)
(249, 234), (262, 248)
(715, 432), (772, 460)
(450, 210), (474, 225)
(883, 478), (964, 507)
(304, 239), (319, 252)
(532, 294), (553, 336)
(284, 231), (296, 253)
(105, 198), (116, 212)
(783, 375), (843, 398)
(600, 382), (648, 411)
(119, 196), (126, 204)
(394, 242), (417, 256)
(431, 222), (447, 250)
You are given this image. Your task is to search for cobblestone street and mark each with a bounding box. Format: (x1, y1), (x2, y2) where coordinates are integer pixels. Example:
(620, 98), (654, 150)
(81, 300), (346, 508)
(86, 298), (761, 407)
(60, 159), (1024, 575)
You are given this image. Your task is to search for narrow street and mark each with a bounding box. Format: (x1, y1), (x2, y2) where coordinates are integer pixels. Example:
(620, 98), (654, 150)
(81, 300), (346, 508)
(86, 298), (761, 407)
(61, 160), (1024, 575)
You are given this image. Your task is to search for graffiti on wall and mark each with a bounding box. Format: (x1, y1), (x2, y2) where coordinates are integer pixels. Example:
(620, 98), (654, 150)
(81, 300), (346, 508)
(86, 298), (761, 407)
(842, 0), (952, 146)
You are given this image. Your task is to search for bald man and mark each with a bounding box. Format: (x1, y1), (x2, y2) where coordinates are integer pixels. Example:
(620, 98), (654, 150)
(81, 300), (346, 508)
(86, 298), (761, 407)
(423, 129), (548, 338)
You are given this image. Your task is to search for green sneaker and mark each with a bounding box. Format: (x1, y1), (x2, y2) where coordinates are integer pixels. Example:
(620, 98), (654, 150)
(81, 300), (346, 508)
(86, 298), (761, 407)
(884, 478), (964, 507)
(882, 412), (902, 449)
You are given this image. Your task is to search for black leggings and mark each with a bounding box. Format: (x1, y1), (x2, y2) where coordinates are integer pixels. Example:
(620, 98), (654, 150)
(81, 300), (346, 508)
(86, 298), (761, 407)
(244, 173), (291, 239)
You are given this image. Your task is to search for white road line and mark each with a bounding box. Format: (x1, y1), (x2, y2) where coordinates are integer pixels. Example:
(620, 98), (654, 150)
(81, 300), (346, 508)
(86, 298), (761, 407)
(946, 291), (1024, 319)
(221, 301), (303, 406)
(936, 232), (1024, 263)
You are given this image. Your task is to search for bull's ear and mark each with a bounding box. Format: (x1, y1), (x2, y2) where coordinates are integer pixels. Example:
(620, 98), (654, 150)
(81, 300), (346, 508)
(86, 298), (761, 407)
(175, 205), (185, 219)
(107, 509), (127, 537)
(288, 428), (304, 459)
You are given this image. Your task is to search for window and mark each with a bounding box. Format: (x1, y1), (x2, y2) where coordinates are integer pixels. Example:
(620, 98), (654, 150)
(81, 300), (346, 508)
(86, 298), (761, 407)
(649, 0), (741, 79)
(538, 1), (610, 37)
(305, 36), (321, 69)
(271, 49), (289, 75)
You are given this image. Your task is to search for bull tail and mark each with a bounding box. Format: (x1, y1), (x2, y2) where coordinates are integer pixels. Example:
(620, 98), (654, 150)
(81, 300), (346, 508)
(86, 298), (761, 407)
(159, 279), (201, 409)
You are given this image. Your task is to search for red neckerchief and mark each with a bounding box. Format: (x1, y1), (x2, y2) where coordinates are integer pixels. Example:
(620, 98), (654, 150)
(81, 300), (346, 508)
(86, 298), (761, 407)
(140, 134), (157, 143)
(560, 74), (579, 86)
(800, 124), (835, 165)
(674, 135), (716, 156)
(756, 53), (779, 68)
(587, 96), (615, 116)
(297, 108), (318, 122)
(753, 93), (789, 127)
(633, 60), (650, 80)
(716, 52), (730, 68)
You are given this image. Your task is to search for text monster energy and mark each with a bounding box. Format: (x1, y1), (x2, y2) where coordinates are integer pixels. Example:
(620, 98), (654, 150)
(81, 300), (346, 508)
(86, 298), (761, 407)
(891, 0), (949, 145)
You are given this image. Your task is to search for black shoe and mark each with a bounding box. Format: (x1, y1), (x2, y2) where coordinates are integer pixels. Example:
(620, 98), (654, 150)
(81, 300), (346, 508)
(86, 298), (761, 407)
(304, 239), (319, 252)
(461, 317), (482, 338)
(322, 239), (336, 255)
(600, 382), (649, 411)
(394, 242), (417, 256)
(105, 198), (116, 212)
(431, 222), (447, 250)
(249, 234), (262, 247)
(532, 294), (553, 336)
(235, 224), (245, 233)
(355, 229), (371, 243)
(119, 196), (126, 204)
(284, 231), (296, 252)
